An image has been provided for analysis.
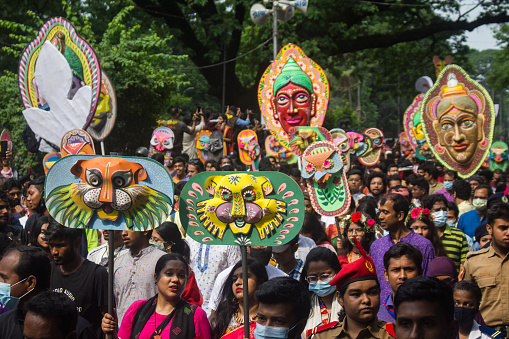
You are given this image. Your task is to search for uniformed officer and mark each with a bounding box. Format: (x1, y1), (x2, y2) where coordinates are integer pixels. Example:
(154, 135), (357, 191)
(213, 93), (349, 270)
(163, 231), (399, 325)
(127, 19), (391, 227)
(463, 202), (509, 335)
(310, 238), (394, 339)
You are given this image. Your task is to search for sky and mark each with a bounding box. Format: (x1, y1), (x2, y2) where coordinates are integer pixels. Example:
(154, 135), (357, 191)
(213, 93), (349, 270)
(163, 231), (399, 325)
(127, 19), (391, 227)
(465, 24), (500, 50)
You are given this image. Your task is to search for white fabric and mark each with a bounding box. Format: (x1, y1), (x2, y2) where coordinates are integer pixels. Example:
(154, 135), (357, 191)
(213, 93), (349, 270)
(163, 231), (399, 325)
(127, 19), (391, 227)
(468, 321), (492, 339)
(182, 121), (205, 160)
(297, 235), (317, 262)
(302, 292), (342, 338)
(208, 264), (287, 313)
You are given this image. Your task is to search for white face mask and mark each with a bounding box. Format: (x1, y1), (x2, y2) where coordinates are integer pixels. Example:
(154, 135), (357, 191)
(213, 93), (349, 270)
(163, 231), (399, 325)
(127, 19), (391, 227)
(432, 210), (448, 227)
(472, 198), (487, 210)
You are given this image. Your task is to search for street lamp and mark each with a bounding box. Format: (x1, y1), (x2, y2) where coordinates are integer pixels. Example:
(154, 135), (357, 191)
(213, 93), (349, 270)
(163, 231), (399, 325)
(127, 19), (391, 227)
(250, 0), (309, 60)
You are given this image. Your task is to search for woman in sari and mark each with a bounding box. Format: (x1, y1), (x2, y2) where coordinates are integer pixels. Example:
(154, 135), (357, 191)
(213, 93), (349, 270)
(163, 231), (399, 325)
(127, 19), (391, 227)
(101, 253), (211, 338)
(210, 259), (268, 339)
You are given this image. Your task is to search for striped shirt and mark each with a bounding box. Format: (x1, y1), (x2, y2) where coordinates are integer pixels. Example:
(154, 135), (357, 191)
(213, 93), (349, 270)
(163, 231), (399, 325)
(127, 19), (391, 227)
(440, 224), (469, 271)
(277, 259), (304, 281)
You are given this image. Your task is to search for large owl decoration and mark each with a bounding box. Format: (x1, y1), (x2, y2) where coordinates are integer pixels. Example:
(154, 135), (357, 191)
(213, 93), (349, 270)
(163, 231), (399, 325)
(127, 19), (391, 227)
(238, 130), (261, 171)
(288, 126), (332, 157)
(148, 127), (174, 166)
(489, 141), (509, 172)
(180, 172), (304, 246)
(195, 130), (211, 164)
(45, 155), (174, 230)
(302, 141), (351, 217)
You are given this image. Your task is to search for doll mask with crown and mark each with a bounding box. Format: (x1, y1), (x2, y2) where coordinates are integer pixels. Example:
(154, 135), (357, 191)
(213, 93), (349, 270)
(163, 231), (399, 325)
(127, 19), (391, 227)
(422, 65), (495, 178)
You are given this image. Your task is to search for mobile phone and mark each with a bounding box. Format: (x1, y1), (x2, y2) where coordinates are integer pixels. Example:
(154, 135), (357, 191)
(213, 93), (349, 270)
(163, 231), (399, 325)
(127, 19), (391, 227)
(1, 141), (7, 158)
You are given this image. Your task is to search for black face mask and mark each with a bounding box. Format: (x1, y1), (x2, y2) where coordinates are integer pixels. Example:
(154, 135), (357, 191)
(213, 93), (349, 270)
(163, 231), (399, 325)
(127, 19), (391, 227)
(454, 307), (478, 327)
(249, 247), (272, 266)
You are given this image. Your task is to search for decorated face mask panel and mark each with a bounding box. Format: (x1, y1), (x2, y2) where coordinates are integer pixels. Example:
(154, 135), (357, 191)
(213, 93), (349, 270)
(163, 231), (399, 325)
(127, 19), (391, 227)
(330, 128), (351, 172)
(404, 94), (424, 153)
(60, 129), (96, 157)
(258, 44), (329, 152)
(302, 141), (351, 216)
(346, 128), (384, 166)
(45, 155), (174, 230)
(412, 110), (431, 160)
(180, 172), (304, 246)
(148, 127), (174, 166)
(288, 126), (332, 157)
(265, 135), (297, 164)
(43, 152), (61, 174)
(238, 130), (261, 171)
(399, 132), (411, 155)
(489, 141), (509, 172)
(195, 130), (211, 164)
(422, 65), (495, 178)
(433, 55), (452, 78)
(87, 71), (116, 141)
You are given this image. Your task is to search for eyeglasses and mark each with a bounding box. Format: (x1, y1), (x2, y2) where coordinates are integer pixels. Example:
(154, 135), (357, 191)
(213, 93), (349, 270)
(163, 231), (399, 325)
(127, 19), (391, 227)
(347, 228), (365, 235)
(306, 273), (334, 285)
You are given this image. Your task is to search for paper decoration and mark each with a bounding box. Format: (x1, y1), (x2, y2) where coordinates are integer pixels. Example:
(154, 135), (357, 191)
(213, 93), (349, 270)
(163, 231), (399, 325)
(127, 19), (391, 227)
(399, 132), (412, 155)
(195, 130), (211, 164)
(403, 94), (424, 152)
(180, 171), (304, 246)
(60, 129), (96, 157)
(415, 76), (434, 93)
(87, 71), (116, 141)
(330, 128), (352, 172)
(347, 128), (384, 166)
(433, 55), (452, 78)
(238, 130), (261, 171)
(288, 126), (332, 157)
(43, 152), (61, 174)
(258, 44), (329, 151)
(208, 131), (224, 163)
(148, 127), (174, 166)
(19, 17), (100, 147)
(302, 141), (351, 217)
(265, 135), (297, 164)
(45, 155), (174, 230)
(421, 65), (495, 178)
(489, 141), (508, 172)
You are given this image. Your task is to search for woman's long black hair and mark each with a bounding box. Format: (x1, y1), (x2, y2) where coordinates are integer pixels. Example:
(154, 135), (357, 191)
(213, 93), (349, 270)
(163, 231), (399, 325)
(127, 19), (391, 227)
(155, 222), (190, 263)
(211, 258), (268, 339)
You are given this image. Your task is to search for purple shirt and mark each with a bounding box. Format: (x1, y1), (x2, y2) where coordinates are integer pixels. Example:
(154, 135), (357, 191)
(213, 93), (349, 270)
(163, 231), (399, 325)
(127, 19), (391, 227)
(434, 188), (454, 202)
(370, 230), (436, 322)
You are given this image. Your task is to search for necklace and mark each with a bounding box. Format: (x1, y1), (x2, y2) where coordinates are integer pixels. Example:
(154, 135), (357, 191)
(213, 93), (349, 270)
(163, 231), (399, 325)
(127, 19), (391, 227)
(349, 251), (360, 263)
(234, 309), (258, 325)
(154, 312), (162, 339)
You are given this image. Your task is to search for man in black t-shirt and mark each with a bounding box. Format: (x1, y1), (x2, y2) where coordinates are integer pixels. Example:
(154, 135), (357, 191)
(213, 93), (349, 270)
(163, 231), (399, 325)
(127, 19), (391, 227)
(0, 191), (26, 244)
(46, 220), (107, 337)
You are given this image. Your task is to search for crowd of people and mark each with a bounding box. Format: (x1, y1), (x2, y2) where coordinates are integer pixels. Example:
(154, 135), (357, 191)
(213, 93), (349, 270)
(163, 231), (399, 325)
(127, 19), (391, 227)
(0, 105), (508, 339)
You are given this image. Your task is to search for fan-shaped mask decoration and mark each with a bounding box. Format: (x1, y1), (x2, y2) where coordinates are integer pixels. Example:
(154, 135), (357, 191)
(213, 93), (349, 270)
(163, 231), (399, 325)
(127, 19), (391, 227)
(238, 130), (261, 171)
(302, 141), (351, 217)
(265, 135), (297, 164)
(412, 111), (432, 160)
(18, 17), (101, 148)
(60, 129), (95, 157)
(433, 55), (452, 78)
(195, 130), (211, 164)
(258, 44), (329, 151)
(87, 71), (116, 141)
(404, 94), (425, 152)
(347, 128), (384, 166)
(421, 65), (495, 178)
(148, 127), (174, 166)
(489, 141), (508, 172)
(288, 126), (332, 157)
(43, 152), (62, 174)
(45, 155), (174, 230)
(330, 128), (352, 172)
(179, 172), (304, 246)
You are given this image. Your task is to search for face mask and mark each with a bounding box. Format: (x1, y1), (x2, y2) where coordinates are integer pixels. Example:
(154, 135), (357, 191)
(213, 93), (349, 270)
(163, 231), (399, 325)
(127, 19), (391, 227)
(446, 220), (456, 228)
(443, 181), (453, 190)
(472, 198), (487, 210)
(432, 210), (447, 227)
(308, 280), (337, 297)
(149, 241), (166, 252)
(254, 323), (293, 339)
(454, 307), (478, 327)
(0, 277), (31, 309)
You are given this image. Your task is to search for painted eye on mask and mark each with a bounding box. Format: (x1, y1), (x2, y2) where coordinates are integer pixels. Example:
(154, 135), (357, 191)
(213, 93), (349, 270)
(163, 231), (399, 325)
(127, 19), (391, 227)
(111, 171), (133, 189)
(86, 169), (102, 187)
(220, 188), (233, 201)
(242, 189), (256, 202)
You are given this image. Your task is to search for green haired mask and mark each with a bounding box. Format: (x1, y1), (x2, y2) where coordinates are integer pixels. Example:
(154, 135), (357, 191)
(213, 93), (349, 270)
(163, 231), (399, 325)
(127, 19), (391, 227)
(413, 110), (421, 127)
(273, 58), (313, 95)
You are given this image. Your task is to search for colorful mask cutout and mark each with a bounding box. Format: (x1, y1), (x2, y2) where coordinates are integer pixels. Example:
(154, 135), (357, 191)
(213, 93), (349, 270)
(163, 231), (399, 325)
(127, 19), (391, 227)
(45, 155), (174, 230)
(60, 129), (96, 157)
(399, 132), (411, 155)
(265, 135), (297, 164)
(238, 130), (261, 171)
(330, 128), (352, 172)
(148, 127), (174, 166)
(258, 44), (329, 151)
(208, 131), (224, 163)
(43, 152), (61, 174)
(18, 18), (101, 147)
(347, 128), (384, 166)
(302, 141), (351, 217)
(433, 55), (452, 78)
(195, 130), (212, 164)
(421, 65), (495, 178)
(288, 126), (332, 157)
(87, 71), (117, 141)
(489, 141), (509, 172)
(411, 109), (432, 160)
(180, 171), (304, 246)
(403, 93), (425, 152)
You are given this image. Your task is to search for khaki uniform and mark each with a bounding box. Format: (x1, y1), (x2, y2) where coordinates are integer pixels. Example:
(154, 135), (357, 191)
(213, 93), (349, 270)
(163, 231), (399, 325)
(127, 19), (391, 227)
(463, 245), (509, 327)
(312, 319), (394, 339)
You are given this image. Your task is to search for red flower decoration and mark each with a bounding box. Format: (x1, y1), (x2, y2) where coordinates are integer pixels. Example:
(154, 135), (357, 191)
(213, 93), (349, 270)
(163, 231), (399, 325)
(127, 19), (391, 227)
(333, 177), (341, 187)
(410, 208), (421, 219)
(351, 211), (362, 223)
(367, 219), (375, 228)
(422, 208), (431, 216)
(318, 182), (326, 189)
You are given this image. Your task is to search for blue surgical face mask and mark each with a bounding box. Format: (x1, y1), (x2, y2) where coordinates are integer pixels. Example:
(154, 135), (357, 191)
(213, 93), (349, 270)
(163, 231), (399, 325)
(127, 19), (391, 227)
(432, 210), (448, 227)
(443, 181), (453, 190)
(254, 323), (294, 339)
(149, 241), (166, 252)
(446, 220), (456, 228)
(308, 280), (337, 297)
(0, 277), (30, 310)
